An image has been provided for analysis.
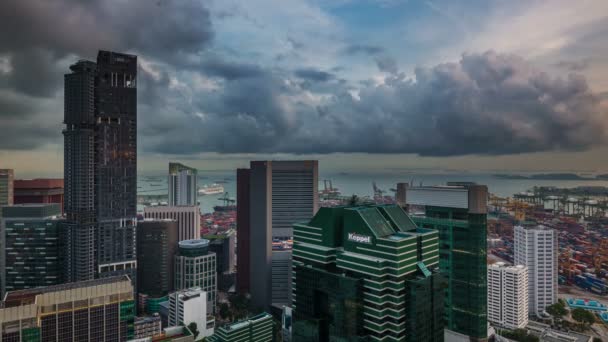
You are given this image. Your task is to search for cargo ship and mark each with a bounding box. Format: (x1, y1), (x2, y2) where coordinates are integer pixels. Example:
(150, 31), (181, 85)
(198, 184), (224, 195)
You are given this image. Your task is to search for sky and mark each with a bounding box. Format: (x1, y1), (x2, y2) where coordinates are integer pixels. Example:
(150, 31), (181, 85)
(1, 0), (608, 177)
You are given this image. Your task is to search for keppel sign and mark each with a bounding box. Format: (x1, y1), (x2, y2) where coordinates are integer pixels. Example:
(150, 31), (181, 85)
(348, 232), (372, 244)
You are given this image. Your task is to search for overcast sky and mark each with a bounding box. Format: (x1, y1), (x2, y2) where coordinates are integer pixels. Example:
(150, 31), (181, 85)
(1, 0), (608, 177)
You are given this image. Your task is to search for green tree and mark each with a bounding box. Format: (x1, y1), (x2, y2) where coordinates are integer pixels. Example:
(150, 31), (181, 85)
(219, 302), (231, 320)
(571, 308), (595, 328)
(228, 294), (250, 320)
(188, 322), (199, 339)
(347, 194), (360, 206)
(546, 301), (567, 324)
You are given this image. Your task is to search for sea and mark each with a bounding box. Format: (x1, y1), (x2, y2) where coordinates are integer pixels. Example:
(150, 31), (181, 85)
(139, 170), (608, 214)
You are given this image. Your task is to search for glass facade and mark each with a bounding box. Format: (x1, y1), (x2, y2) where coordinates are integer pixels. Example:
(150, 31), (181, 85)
(175, 240), (217, 314)
(292, 205), (444, 342)
(412, 207), (487, 340)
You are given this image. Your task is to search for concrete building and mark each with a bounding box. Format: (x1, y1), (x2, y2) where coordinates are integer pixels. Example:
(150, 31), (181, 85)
(405, 183), (488, 341)
(137, 219), (179, 313)
(168, 163), (198, 206)
(14, 179), (64, 214)
(292, 204), (444, 342)
(207, 312), (273, 342)
(174, 240), (217, 314)
(0, 204), (66, 296)
(237, 160), (318, 310)
(0, 276), (134, 341)
(168, 288), (215, 338)
(0, 169), (14, 208)
(144, 206), (200, 242)
(64, 51), (138, 283)
(487, 263), (528, 330)
(134, 315), (163, 339)
(514, 225), (558, 317)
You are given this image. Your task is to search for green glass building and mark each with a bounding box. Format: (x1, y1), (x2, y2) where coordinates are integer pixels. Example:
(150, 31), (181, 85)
(292, 204), (444, 342)
(207, 312), (274, 342)
(0, 203), (66, 296)
(405, 184), (488, 341)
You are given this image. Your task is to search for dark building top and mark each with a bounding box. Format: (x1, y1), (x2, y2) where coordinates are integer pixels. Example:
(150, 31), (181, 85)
(1, 203), (61, 218)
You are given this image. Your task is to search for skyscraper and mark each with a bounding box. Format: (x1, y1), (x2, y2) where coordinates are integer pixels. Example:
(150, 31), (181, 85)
(174, 239), (217, 314)
(0, 169), (14, 208)
(169, 162), (198, 206)
(487, 263), (529, 330)
(514, 225), (558, 317)
(236, 168), (251, 294)
(144, 205), (201, 241)
(0, 204), (66, 295)
(405, 184), (488, 341)
(238, 160), (318, 311)
(63, 51), (138, 283)
(292, 204), (444, 341)
(137, 219), (179, 313)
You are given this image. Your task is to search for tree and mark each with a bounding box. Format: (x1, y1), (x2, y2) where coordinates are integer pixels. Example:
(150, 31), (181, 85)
(348, 194), (360, 206)
(571, 308), (595, 328)
(187, 322), (199, 339)
(546, 301), (567, 323)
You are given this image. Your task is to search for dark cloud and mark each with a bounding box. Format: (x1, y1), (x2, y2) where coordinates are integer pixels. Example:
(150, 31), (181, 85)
(375, 56), (399, 74)
(200, 58), (265, 80)
(294, 68), (335, 82)
(342, 44), (385, 55)
(140, 51), (607, 157)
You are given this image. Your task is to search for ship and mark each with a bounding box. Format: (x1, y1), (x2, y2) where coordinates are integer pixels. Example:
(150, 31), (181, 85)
(198, 183), (224, 195)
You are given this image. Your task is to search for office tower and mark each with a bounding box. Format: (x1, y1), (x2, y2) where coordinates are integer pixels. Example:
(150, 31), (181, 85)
(168, 288), (215, 338)
(0, 276), (134, 341)
(205, 229), (236, 291)
(64, 51), (137, 283)
(292, 204), (444, 342)
(395, 182), (407, 207)
(0, 204), (65, 295)
(169, 162), (198, 206)
(238, 160), (318, 310)
(144, 206), (201, 241)
(405, 184), (488, 341)
(95, 50), (138, 281)
(236, 168), (251, 294)
(64, 59), (97, 281)
(207, 312), (274, 342)
(487, 263), (528, 330)
(14, 179), (65, 214)
(0, 169), (14, 208)
(137, 219), (179, 313)
(134, 315), (163, 339)
(174, 239), (217, 314)
(514, 225), (558, 317)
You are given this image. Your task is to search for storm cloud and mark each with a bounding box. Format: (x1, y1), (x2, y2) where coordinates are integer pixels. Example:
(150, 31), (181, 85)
(0, 1), (606, 158)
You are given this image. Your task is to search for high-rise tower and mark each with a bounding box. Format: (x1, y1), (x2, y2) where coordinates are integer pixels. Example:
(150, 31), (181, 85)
(63, 51), (137, 283)
(168, 162), (198, 206)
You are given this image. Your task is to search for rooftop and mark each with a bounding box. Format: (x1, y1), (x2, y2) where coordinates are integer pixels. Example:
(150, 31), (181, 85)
(179, 239), (210, 249)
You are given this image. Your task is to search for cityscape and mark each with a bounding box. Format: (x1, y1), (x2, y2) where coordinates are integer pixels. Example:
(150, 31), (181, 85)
(1, 1), (608, 342)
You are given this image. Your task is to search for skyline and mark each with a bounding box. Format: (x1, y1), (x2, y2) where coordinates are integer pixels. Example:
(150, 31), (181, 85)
(2, 0), (608, 175)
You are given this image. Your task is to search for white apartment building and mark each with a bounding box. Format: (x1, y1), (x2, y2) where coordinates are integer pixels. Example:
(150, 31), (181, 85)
(168, 287), (215, 338)
(144, 205), (200, 241)
(488, 262), (529, 329)
(514, 225), (558, 317)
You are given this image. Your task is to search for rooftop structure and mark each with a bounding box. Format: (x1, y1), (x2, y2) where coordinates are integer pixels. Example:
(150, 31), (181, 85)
(13, 178), (64, 213)
(207, 312), (273, 342)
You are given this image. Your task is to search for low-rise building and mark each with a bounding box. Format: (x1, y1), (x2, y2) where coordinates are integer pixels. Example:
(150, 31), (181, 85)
(134, 315), (163, 339)
(207, 312), (274, 342)
(168, 288), (215, 338)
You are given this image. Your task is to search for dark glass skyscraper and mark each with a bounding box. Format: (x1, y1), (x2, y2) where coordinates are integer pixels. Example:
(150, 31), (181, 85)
(64, 51), (137, 284)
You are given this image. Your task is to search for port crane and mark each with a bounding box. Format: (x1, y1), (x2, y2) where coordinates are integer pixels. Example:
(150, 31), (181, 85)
(218, 192), (235, 206)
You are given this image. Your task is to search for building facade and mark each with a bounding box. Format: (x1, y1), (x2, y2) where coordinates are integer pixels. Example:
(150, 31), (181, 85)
(14, 179), (65, 214)
(0, 169), (14, 208)
(205, 229), (236, 291)
(238, 160), (318, 310)
(207, 312), (273, 342)
(514, 225), (558, 317)
(137, 219), (179, 312)
(134, 315), (163, 340)
(0, 276), (134, 341)
(0, 204), (67, 296)
(64, 51), (138, 283)
(174, 240), (217, 314)
(292, 204), (444, 342)
(168, 163), (198, 206)
(236, 168), (251, 294)
(168, 288), (215, 338)
(487, 263), (529, 330)
(405, 184), (488, 341)
(144, 206), (200, 242)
